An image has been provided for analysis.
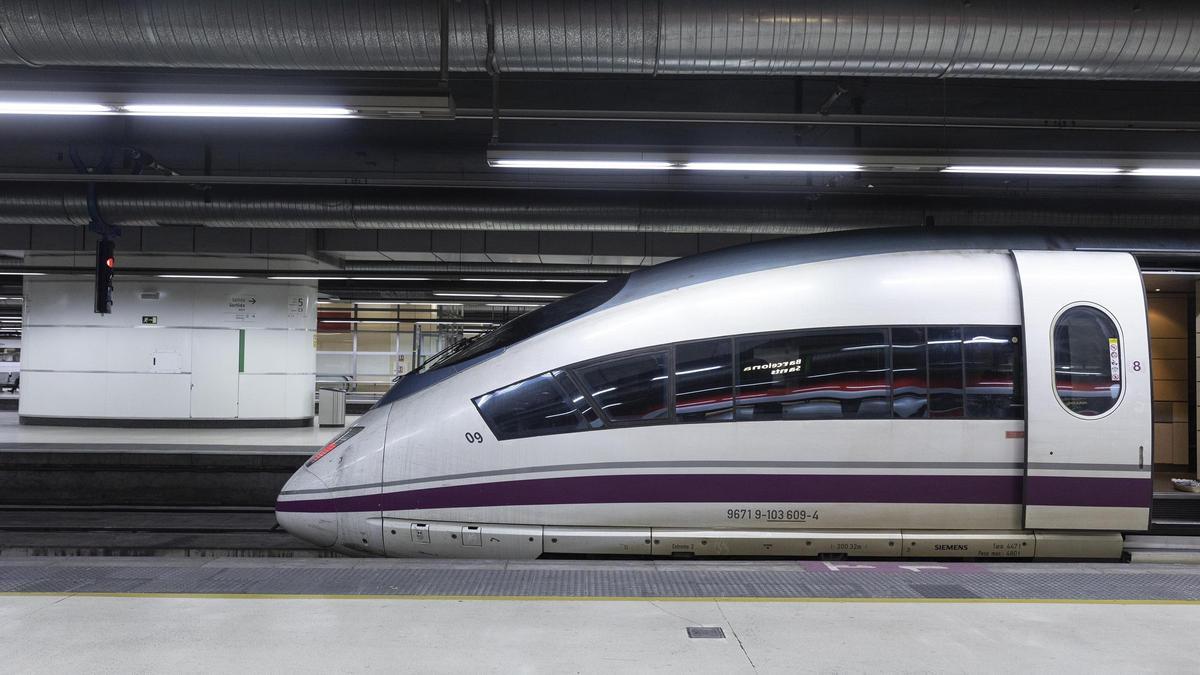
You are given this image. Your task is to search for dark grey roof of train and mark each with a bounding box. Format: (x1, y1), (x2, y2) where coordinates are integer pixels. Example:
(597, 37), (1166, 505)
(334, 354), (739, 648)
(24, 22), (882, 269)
(604, 226), (1200, 310)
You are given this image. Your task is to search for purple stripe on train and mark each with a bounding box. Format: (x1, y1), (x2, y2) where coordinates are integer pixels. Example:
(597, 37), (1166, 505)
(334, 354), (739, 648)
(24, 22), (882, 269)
(1025, 476), (1151, 509)
(275, 473), (1150, 514)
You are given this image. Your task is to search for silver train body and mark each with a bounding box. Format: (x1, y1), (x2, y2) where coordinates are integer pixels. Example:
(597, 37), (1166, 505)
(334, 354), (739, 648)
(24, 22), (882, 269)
(277, 230), (1156, 559)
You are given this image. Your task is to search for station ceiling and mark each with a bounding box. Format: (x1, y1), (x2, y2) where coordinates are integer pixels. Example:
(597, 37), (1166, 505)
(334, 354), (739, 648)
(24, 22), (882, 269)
(3, 1), (1200, 303)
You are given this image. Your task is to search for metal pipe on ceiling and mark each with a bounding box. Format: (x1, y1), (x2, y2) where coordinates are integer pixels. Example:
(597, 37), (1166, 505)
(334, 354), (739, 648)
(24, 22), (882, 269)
(2, 1), (1200, 80)
(0, 184), (890, 235)
(4, 184), (1200, 234)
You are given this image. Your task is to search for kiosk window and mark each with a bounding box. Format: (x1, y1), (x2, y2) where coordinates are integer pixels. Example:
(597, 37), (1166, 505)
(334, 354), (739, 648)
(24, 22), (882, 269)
(1054, 306), (1121, 416)
(575, 352), (669, 422)
(735, 330), (889, 421)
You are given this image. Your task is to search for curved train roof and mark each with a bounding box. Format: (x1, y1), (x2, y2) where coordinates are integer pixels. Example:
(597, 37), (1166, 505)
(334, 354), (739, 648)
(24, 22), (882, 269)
(607, 226), (1200, 310)
(377, 226), (1200, 408)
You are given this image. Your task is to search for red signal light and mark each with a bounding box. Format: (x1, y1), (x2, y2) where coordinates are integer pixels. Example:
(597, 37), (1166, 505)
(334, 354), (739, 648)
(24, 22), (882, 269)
(105, 257), (114, 269)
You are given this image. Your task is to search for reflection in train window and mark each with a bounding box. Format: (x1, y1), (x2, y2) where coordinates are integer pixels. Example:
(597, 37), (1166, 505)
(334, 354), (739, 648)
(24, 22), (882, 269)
(575, 352), (669, 423)
(927, 327), (965, 418)
(1054, 306), (1121, 416)
(891, 327), (929, 418)
(674, 339), (735, 422)
(552, 370), (604, 429)
(473, 372), (593, 440)
(734, 330), (889, 421)
(963, 326), (1023, 419)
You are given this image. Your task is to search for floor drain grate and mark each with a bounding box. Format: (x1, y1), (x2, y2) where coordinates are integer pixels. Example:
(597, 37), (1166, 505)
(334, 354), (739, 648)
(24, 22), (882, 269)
(686, 627), (725, 639)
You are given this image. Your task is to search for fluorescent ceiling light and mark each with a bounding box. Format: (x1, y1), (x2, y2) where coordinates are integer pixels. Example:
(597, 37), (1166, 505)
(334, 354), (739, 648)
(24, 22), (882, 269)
(685, 162), (861, 172)
(0, 271), (44, 276)
(486, 303), (546, 308)
(347, 277), (431, 282)
(460, 278), (605, 284)
(942, 165), (1123, 176)
(0, 102), (114, 115)
(439, 292), (562, 299)
(267, 276), (349, 280)
(123, 104), (354, 118)
(1128, 168), (1200, 177)
(1141, 270), (1200, 276)
(353, 301), (460, 307)
(491, 159), (674, 170)
(157, 274), (242, 279)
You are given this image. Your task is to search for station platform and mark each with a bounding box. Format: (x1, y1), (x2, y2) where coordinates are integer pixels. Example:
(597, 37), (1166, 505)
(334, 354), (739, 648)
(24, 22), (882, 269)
(1, 558), (1198, 673)
(0, 411), (351, 507)
(0, 411), (349, 455)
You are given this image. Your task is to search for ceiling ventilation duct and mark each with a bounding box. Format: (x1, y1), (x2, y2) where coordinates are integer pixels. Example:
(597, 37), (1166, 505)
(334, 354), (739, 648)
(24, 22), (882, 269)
(1, 1), (1199, 80)
(3, 184), (1200, 234)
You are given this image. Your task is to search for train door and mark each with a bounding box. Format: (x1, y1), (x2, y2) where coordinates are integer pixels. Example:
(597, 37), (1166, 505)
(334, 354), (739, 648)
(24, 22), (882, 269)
(1012, 250), (1152, 531)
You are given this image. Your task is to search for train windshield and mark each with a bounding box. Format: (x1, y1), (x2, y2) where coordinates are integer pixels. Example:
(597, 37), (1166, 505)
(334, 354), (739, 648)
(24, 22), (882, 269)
(418, 276), (628, 373)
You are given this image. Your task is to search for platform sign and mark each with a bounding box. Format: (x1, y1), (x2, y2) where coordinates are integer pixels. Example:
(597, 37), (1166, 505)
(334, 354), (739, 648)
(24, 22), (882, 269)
(141, 316), (158, 325)
(287, 296), (308, 317)
(227, 295), (258, 322)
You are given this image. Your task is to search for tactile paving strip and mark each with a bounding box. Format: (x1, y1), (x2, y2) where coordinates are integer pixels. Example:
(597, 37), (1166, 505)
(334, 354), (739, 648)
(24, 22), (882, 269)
(2, 559), (1200, 600)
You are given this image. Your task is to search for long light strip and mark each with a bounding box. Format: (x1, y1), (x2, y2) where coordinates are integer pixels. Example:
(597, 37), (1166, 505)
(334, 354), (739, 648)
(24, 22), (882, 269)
(490, 159), (674, 170)
(686, 161), (862, 172)
(0, 102), (115, 115)
(434, 292), (564, 299)
(267, 276), (349, 280)
(1128, 168), (1200, 177)
(157, 274), (242, 279)
(0, 272), (45, 276)
(486, 302), (546, 308)
(460, 278), (605, 284)
(123, 104), (354, 119)
(942, 165), (1123, 176)
(489, 149), (1200, 177)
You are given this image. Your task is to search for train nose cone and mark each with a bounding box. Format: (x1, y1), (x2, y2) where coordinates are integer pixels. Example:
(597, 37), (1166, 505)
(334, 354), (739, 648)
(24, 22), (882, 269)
(275, 467), (339, 548)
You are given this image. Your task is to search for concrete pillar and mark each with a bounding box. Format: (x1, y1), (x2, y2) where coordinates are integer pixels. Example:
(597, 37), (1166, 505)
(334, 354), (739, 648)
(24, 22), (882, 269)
(20, 276), (316, 426)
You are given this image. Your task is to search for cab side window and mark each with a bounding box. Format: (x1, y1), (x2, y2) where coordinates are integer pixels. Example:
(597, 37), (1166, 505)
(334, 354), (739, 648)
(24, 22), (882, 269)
(1054, 306), (1121, 416)
(473, 372), (592, 440)
(574, 352), (669, 423)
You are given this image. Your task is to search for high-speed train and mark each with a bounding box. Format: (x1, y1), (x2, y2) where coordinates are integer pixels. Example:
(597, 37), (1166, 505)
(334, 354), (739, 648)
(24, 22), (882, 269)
(277, 228), (1180, 560)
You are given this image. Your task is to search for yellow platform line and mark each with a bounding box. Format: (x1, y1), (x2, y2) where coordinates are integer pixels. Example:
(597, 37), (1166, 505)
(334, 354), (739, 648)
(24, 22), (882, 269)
(1, 592), (1198, 605)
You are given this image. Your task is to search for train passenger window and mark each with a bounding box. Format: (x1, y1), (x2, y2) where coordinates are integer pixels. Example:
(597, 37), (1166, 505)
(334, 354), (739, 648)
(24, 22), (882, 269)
(473, 372), (591, 440)
(927, 327), (964, 418)
(963, 327), (1024, 419)
(574, 352), (669, 423)
(1054, 306), (1121, 416)
(734, 330), (889, 421)
(675, 339), (734, 422)
(891, 327), (929, 418)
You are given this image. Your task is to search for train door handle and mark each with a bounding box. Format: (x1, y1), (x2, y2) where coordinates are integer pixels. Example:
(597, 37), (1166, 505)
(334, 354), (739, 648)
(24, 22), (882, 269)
(1139, 446), (1144, 470)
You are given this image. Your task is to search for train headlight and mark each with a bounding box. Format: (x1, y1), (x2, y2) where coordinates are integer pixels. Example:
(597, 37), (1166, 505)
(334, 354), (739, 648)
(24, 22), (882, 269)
(306, 426), (363, 467)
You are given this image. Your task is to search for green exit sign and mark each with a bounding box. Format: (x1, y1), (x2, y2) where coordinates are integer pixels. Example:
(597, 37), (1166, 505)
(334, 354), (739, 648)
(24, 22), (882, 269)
(141, 316), (158, 325)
